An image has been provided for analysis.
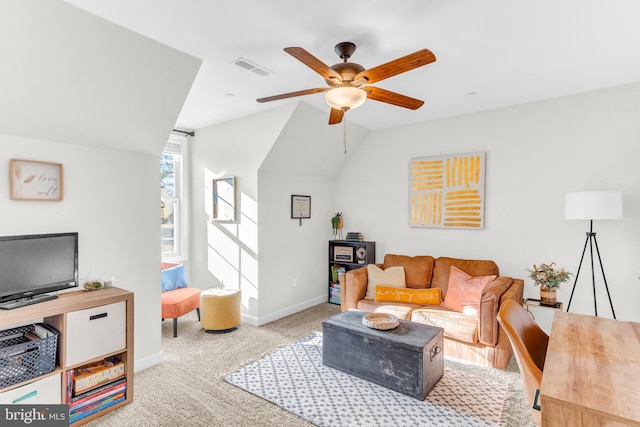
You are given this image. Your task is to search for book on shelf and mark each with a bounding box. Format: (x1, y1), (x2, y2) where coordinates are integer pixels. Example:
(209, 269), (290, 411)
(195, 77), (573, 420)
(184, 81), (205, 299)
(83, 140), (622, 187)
(329, 298), (341, 305)
(345, 232), (364, 242)
(69, 393), (126, 423)
(71, 384), (126, 410)
(70, 384), (126, 413)
(73, 356), (125, 395)
(331, 265), (339, 282)
(71, 377), (127, 404)
(331, 265), (347, 281)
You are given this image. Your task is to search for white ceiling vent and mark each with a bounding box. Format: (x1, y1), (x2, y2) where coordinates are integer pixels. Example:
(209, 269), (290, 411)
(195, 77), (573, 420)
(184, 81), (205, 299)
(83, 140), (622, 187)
(231, 57), (273, 77)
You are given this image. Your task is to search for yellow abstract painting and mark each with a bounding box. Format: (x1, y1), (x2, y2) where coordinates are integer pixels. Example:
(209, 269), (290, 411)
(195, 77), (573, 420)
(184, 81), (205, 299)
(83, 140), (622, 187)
(409, 152), (485, 229)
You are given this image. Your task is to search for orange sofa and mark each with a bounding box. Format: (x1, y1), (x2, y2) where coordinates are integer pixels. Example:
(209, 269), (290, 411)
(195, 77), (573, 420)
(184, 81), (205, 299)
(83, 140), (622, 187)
(341, 254), (524, 370)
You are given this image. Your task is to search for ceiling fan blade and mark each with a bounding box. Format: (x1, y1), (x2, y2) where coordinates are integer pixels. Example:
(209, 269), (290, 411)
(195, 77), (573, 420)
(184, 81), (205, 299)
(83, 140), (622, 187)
(365, 86), (424, 110)
(257, 87), (329, 103)
(354, 49), (436, 85)
(328, 108), (344, 125)
(284, 47), (342, 82)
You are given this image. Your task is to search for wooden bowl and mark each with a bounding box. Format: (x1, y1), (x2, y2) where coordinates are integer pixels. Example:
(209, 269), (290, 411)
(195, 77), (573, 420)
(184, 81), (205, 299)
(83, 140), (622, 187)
(362, 313), (399, 330)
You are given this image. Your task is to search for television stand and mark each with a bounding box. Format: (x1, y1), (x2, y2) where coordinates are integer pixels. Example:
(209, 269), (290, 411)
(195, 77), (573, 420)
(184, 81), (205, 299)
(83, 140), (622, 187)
(0, 294), (58, 310)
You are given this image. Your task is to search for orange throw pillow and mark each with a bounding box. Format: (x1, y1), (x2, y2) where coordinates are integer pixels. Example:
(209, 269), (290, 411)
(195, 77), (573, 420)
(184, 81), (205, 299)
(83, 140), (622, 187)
(440, 266), (496, 316)
(375, 286), (442, 305)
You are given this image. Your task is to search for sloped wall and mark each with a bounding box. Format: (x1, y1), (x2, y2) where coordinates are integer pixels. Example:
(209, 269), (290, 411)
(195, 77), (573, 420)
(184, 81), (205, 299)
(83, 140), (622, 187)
(190, 101), (369, 324)
(257, 102), (369, 324)
(0, 0), (201, 156)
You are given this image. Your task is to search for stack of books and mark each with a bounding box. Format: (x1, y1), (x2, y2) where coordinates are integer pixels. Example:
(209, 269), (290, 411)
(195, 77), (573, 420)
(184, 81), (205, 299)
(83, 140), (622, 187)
(345, 232), (364, 242)
(329, 265), (346, 304)
(67, 356), (126, 423)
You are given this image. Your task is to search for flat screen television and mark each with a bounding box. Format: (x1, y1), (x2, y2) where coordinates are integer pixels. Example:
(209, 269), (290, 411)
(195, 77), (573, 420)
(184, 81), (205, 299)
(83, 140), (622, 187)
(0, 232), (78, 310)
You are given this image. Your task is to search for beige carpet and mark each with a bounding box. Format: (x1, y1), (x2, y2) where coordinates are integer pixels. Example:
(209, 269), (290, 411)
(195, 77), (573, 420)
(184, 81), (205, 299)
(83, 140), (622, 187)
(86, 303), (535, 427)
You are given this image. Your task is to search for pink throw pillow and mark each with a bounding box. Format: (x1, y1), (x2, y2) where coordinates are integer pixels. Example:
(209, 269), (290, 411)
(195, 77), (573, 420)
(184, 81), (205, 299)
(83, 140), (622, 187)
(440, 266), (496, 316)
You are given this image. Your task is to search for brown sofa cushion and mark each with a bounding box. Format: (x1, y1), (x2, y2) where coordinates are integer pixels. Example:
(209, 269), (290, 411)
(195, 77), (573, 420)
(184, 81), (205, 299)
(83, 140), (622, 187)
(432, 257), (499, 297)
(411, 306), (479, 344)
(383, 254), (435, 289)
(356, 299), (422, 320)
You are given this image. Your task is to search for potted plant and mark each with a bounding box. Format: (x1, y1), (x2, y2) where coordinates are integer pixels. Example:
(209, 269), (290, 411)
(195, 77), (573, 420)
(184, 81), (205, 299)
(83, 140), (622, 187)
(331, 212), (343, 239)
(526, 262), (572, 306)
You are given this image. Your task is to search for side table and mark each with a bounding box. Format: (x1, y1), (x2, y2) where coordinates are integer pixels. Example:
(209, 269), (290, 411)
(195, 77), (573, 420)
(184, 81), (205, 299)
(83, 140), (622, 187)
(523, 298), (563, 319)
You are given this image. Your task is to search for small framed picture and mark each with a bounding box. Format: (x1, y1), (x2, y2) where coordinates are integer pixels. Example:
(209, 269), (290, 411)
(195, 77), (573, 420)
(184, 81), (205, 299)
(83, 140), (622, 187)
(333, 246), (354, 263)
(291, 195), (311, 219)
(9, 159), (63, 201)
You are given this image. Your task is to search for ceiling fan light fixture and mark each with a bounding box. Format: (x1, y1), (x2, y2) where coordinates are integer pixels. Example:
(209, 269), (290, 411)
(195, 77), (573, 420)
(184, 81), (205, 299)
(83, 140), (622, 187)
(325, 86), (367, 110)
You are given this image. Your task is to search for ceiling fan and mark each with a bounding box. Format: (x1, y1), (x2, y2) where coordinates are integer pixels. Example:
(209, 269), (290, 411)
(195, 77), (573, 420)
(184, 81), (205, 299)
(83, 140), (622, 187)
(257, 42), (436, 125)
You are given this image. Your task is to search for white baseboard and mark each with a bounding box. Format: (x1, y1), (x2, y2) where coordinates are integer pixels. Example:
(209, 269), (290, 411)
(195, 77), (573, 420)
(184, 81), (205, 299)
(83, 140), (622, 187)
(254, 294), (328, 326)
(134, 350), (164, 373)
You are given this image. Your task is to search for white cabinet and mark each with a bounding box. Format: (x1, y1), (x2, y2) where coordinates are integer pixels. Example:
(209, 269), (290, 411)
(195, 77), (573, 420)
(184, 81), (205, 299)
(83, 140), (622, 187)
(66, 301), (126, 366)
(0, 373), (61, 405)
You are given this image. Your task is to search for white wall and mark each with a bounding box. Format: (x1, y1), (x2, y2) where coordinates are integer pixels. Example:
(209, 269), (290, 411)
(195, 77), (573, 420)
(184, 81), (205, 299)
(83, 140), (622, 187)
(256, 103), (369, 324)
(191, 101), (369, 325)
(189, 103), (297, 322)
(0, 135), (162, 369)
(334, 82), (640, 330)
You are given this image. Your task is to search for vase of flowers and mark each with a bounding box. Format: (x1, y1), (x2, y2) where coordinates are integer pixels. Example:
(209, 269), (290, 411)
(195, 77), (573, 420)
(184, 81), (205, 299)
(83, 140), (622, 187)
(526, 262), (572, 306)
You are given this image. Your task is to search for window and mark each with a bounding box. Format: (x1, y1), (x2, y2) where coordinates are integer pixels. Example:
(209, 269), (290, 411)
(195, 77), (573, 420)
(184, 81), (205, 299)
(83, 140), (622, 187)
(161, 134), (188, 260)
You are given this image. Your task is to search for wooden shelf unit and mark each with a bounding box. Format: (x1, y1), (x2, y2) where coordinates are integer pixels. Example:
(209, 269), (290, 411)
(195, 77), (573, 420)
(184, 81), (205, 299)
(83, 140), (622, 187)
(0, 287), (134, 425)
(328, 240), (375, 305)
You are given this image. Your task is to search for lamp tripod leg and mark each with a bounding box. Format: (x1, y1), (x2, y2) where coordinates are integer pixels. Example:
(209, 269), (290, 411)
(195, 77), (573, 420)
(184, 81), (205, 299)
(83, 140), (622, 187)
(588, 232), (597, 317)
(592, 235), (616, 319)
(566, 233), (590, 312)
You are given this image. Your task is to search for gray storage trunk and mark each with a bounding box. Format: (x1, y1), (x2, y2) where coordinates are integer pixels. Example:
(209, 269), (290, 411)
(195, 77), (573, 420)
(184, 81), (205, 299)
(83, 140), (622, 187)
(322, 310), (444, 400)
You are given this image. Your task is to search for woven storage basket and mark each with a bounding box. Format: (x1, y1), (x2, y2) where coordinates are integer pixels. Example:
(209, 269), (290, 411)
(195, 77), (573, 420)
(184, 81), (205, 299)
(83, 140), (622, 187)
(362, 313), (399, 330)
(0, 323), (59, 389)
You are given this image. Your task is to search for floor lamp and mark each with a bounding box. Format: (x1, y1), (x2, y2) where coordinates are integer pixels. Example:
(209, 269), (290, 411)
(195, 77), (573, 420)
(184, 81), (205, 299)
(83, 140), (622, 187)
(565, 191), (623, 319)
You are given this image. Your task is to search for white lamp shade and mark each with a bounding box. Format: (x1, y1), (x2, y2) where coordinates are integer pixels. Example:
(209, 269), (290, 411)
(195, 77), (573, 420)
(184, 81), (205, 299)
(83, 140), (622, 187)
(325, 87), (367, 110)
(565, 191), (623, 220)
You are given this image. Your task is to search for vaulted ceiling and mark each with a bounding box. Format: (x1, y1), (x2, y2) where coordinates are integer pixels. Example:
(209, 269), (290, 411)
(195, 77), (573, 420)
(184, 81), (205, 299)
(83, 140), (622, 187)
(64, 0), (640, 132)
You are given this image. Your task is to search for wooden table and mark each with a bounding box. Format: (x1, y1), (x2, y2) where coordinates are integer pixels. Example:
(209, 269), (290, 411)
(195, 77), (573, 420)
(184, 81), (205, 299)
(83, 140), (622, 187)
(540, 311), (640, 426)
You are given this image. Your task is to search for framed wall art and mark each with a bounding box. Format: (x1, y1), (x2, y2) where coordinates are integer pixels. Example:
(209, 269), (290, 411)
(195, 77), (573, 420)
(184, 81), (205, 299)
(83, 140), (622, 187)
(212, 176), (237, 222)
(333, 245), (354, 263)
(409, 152), (486, 229)
(9, 159), (63, 201)
(291, 195), (311, 225)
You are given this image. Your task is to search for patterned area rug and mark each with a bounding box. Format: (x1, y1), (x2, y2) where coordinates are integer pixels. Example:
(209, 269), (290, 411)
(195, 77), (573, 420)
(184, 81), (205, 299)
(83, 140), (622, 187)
(226, 333), (508, 427)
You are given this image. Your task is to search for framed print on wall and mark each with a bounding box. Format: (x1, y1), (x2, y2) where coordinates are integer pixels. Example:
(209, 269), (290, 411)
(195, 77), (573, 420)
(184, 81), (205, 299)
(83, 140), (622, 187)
(9, 159), (63, 201)
(409, 152), (486, 229)
(291, 194), (311, 218)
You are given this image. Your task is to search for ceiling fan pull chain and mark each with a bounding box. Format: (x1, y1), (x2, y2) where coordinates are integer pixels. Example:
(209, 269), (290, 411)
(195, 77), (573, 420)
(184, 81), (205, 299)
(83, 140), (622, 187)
(343, 113), (347, 154)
